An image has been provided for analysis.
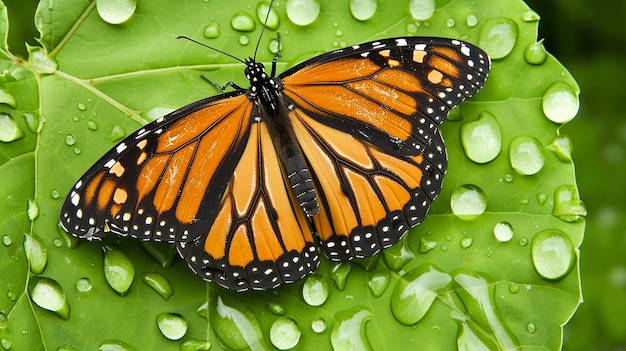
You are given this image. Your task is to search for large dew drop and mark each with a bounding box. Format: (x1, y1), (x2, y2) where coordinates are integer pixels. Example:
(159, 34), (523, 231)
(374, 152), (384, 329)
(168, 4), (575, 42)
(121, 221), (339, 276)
(23, 233), (47, 274)
(102, 245), (135, 296)
(350, 0), (377, 21)
(302, 274), (329, 306)
(478, 18), (518, 60)
(0, 113), (24, 142)
(29, 277), (70, 320)
(330, 307), (373, 351)
(256, 1), (280, 30)
(231, 12), (256, 32)
(156, 313), (188, 340)
(286, 0), (320, 26)
(531, 229), (576, 280)
(141, 272), (173, 300)
(409, 0), (435, 21)
(542, 82), (580, 124)
(461, 112), (502, 164)
(211, 295), (271, 350)
(509, 136), (545, 175)
(269, 317), (301, 350)
(552, 185), (587, 222)
(450, 185), (487, 220)
(96, 0), (136, 24)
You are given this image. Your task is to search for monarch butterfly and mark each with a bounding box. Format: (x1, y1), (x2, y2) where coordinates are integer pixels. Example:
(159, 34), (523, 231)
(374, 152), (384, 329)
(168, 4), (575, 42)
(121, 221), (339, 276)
(59, 20), (490, 291)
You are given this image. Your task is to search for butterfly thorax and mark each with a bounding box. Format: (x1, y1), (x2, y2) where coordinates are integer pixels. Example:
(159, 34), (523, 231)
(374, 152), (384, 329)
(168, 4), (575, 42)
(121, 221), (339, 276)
(245, 60), (282, 113)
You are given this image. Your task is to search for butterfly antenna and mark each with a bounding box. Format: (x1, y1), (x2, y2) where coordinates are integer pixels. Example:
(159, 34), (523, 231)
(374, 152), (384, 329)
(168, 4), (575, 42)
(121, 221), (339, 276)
(253, 0), (276, 60)
(176, 35), (246, 64)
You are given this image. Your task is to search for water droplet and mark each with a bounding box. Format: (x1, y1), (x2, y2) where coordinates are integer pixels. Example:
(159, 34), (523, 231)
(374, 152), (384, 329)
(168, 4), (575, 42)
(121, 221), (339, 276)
(527, 322), (537, 333)
(552, 185), (587, 222)
(335, 29), (343, 37)
(302, 274), (329, 306)
(29, 277), (70, 320)
(52, 238), (63, 247)
(391, 264), (450, 325)
(96, 0), (136, 24)
(418, 237), (438, 253)
(268, 38), (281, 54)
(446, 18), (456, 27)
(286, 0), (320, 26)
(329, 262), (351, 291)
(156, 313), (187, 340)
(383, 235), (414, 270)
(406, 22), (418, 34)
(537, 192), (548, 206)
(103, 245), (135, 296)
(330, 307), (373, 351)
(269, 317), (301, 350)
(450, 184), (487, 220)
(493, 222), (514, 242)
(519, 237), (529, 246)
(203, 21), (220, 39)
(461, 112), (502, 164)
(350, 0), (377, 21)
(460, 237), (473, 249)
(478, 18), (519, 60)
(256, 1), (279, 30)
(211, 295), (271, 350)
(453, 270), (520, 349)
(22, 112), (39, 133)
(466, 14), (479, 27)
(266, 301), (286, 315)
(367, 271), (390, 297)
(98, 339), (136, 351)
(65, 133), (76, 146)
(311, 317), (327, 333)
(76, 278), (92, 292)
(531, 229), (576, 280)
(509, 283), (519, 294)
(0, 87), (15, 107)
(0, 337), (10, 350)
(0, 313), (7, 329)
(409, 0), (435, 21)
(231, 11), (256, 32)
(239, 34), (250, 46)
(24, 233), (48, 274)
(504, 173), (514, 182)
(6, 291), (16, 302)
(87, 119), (99, 131)
(456, 320), (495, 350)
(542, 82), (579, 124)
(77, 102), (87, 111)
(26, 199), (39, 221)
(141, 272), (173, 300)
(50, 189), (60, 199)
(547, 134), (573, 162)
(524, 39), (547, 65)
(509, 136), (545, 175)
(1, 235), (11, 246)
(180, 339), (211, 351)
(521, 10), (540, 22)
(0, 112), (25, 142)
(109, 125), (126, 142)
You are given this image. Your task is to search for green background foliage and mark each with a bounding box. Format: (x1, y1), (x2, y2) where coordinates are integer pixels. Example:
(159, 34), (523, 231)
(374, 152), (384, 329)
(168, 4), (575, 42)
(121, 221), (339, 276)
(0, 0), (605, 350)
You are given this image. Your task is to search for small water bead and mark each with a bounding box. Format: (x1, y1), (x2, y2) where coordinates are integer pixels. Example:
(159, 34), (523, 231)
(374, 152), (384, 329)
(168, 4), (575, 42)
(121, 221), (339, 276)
(527, 322), (537, 334)
(330, 307), (373, 351)
(509, 283), (520, 294)
(109, 125), (126, 142)
(50, 189), (60, 199)
(77, 102), (87, 111)
(466, 14), (479, 27)
(450, 184), (487, 220)
(493, 222), (514, 242)
(391, 264), (451, 325)
(286, 0), (320, 26)
(367, 271), (390, 297)
(537, 192), (548, 206)
(24, 233), (47, 274)
(350, 0), (377, 21)
(531, 229), (576, 281)
(53, 238), (63, 247)
(268, 38), (281, 54)
(302, 274), (329, 306)
(461, 112), (502, 164)
(76, 278), (93, 292)
(406, 22), (418, 34)
(270, 317), (301, 350)
(418, 237), (437, 253)
(2, 234), (11, 246)
(460, 237), (473, 249)
(64, 134), (76, 146)
(0, 337), (10, 350)
(102, 245), (135, 296)
(509, 136), (545, 175)
(553, 185), (587, 222)
(29, 277), (70, 320)
(87, 119), (99, 131)
(547, 134), (573, 162)
(0, 313), (7, 329)
(521, 10), (540, 22)
(519, 237), (529, 246)
(329, 262), (351, 290)
(156, 313), (188, 340)
(203, 22), (220, 39)
(231, 11), (256, 32)
(446, 18), (456, 27)
(22, 112), (39, 133)
(6, 291), (16, 302)
(239, 35), (250, 46)
(256, 1), (280, 30)
(311, 317), (327, 333)
(72, 115), (80, 122)
(524, 40), (548, 65)
(180, 340), (212, 351)
(0, 113), (24, 142)
(141, 272), (173, 300)
(266, 301), (286, 315)
(27, 199), (39, 221)
(96, 0), (136, 24)
(542, 82), (580, 124)
(478, 18), (518, 60)
(409, 0), (435, 21)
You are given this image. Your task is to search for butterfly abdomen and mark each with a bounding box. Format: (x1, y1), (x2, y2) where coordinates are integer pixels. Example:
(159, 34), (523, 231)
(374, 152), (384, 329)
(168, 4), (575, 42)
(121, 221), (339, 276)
(285, 151), (319, 216)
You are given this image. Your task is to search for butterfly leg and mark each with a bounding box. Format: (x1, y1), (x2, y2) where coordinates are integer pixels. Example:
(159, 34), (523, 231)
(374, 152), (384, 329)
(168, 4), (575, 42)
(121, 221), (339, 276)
(200, 75), (244, 92)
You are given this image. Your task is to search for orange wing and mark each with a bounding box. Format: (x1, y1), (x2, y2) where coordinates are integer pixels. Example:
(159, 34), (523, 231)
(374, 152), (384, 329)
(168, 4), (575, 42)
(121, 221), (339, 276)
(60, 92), (254, 243)
(176, 121), (319, 291)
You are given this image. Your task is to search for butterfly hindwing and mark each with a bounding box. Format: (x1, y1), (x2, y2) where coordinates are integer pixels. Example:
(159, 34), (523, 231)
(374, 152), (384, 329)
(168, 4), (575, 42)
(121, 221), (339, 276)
(60, 92), (255, 243)
(177, 118), (319, 291)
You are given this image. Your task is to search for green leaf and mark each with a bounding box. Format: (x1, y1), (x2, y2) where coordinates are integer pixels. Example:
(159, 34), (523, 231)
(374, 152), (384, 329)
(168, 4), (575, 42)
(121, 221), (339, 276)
(0, 0), (584, 350)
